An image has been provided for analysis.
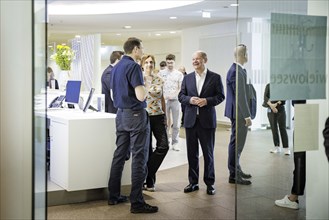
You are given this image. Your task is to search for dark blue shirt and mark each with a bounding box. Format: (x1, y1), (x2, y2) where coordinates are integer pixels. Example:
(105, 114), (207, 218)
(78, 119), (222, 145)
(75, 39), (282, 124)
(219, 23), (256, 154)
(110, 55), (146, 110)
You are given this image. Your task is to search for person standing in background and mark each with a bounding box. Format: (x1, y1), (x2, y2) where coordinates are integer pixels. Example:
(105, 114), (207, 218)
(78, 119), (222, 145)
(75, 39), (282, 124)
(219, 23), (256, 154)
(101, 50), (124, 113)
(159, 61), (167, 70)
(47, 67), (59, 89)
(263, 83), (290, 155)
(179, 50), (225, 195)
(225, 44), (253, 185)
(108, 37), (158, 214)
(159, 54), (184, 151)
(141, 54), (169, 192)
(323, 117), (329, 162)
(275, 100), (306, 209)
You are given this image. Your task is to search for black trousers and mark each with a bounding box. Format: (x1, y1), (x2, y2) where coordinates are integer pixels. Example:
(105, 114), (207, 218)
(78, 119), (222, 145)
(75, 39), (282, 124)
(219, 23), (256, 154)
(291, 151), (306, 195)
(267, 105), (289, 148)
(146, 114), (169, 187)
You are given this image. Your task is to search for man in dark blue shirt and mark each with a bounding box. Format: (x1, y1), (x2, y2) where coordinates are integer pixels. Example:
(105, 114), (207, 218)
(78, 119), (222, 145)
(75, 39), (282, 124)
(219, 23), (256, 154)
(108, 37), (158, 214)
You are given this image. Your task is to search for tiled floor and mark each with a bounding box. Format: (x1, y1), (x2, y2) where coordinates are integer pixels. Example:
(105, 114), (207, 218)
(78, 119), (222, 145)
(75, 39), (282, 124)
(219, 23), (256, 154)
(48, 127), (306, 219)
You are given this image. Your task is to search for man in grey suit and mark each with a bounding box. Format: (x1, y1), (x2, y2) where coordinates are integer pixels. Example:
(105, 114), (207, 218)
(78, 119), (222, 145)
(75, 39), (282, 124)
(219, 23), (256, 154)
(225, 44), (252, 185)
(179, 51), (225, 195)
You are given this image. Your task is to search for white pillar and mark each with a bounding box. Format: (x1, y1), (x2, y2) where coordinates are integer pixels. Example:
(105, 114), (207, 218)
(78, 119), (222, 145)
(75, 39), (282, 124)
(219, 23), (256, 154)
(306, 0), (329, 219)
(0, 0), (33, 219)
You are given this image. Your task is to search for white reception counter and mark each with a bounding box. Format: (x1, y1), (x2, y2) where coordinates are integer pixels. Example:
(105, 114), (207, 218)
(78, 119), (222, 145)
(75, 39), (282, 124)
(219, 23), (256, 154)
(46, 109), (131, 191)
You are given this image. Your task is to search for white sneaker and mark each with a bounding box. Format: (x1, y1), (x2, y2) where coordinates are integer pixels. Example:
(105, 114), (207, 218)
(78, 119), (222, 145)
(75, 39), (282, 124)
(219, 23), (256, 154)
(275, 195), (299, 209)
(142, 184), (155, 192)
(172, 143), (180, 151)
(270, 147), (281, 153)
(284, 148), (291, 155)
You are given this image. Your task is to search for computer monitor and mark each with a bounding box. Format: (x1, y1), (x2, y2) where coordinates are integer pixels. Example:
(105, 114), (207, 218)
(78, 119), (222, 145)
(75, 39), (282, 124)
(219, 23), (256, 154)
(83, 88), (97, 112)
(65, 80), (81, 106)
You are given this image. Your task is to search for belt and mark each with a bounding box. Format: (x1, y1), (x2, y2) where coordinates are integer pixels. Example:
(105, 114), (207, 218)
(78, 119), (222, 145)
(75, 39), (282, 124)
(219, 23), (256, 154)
(118, 108), (144, 112)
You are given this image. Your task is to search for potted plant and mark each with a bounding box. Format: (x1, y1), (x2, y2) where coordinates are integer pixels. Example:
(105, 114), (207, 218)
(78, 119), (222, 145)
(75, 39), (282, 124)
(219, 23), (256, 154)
(50, 45), (75, 90)
(50, 45), (75, 71)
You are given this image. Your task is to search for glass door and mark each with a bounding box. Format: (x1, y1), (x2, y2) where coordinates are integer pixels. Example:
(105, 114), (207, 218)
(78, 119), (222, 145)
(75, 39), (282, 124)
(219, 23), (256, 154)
(33, 0), (47, 219)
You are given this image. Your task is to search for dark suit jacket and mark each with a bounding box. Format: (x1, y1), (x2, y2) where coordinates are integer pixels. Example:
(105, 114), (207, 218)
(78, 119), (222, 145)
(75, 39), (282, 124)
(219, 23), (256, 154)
(178, 69), (225, 129)
(101, 64), (117, 113)
(224, 63), (250, 120)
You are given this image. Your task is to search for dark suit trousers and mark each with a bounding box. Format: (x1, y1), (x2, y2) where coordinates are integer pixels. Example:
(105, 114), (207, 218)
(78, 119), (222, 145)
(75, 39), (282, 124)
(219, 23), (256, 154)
(185, 118), (215, 186)
(291, 151), (306, 195)
(228, 117), (248, 178)
(146, 114), (169, 187)
(267, 106), (289, 148)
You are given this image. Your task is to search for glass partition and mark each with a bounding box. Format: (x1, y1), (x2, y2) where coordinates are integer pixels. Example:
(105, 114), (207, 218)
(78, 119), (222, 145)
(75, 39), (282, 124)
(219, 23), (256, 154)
(236, 1), (328, 219)
(33, 0), (47, 218)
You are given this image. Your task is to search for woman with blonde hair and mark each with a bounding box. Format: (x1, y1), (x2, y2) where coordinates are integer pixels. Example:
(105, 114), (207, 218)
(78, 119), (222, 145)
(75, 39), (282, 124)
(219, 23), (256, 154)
(141, 54), (169, 191)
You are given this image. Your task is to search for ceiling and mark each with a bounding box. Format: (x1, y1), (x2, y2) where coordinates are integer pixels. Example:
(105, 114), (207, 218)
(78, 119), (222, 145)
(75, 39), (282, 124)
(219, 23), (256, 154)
(48, 0), (307, 45)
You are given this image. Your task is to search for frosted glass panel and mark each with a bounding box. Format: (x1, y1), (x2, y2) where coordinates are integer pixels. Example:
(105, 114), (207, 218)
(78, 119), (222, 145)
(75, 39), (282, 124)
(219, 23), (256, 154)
(294, 104), (319, 152)
(34, 0), (47, 219)
(270, 13), (327, 100)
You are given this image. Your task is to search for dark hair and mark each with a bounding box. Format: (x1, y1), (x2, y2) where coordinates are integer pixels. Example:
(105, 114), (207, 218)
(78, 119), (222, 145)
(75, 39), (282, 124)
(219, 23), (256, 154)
(166, 54), (175, 61)
(141, 54), (156, 67)
(159, 61), (166, 67)
(123, 37), (142, 54)
(47, 67), (53, 73)
(110, 51), (124, 64)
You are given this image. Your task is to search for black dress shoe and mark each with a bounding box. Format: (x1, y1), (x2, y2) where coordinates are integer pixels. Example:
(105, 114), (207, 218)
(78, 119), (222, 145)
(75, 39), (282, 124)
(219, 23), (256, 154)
(206, 185), (216, 195)
(108, 195), (128, 205)
(229, 177), (251, 185)
(238, 171), (252, 179)
(184, 183), (199, 193)
(131, 203), (158, 213)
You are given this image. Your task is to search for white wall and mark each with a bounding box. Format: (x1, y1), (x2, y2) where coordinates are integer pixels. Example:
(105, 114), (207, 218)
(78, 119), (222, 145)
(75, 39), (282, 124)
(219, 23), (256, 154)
(0, 1), (33, 219)
(98, 37), (181, 92)
(181, 20), (254, 125)
(144, 37), (181, 69)
(306, 1), (329, 219)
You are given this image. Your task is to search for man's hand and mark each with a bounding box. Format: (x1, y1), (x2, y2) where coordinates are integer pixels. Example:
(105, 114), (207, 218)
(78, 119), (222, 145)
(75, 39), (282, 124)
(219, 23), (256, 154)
(195, 98), (207, 107)
(190, 97), (199, 105)
(190, 97), (207, 107)
(245, 118), (252, 127)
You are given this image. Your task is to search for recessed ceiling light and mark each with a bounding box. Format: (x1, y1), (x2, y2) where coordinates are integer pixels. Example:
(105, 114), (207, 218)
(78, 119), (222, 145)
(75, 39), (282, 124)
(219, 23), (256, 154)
(116, 33), (122, 36)
(75, 35), (81, 38)
(230, 3), (239, 7)
(155, 33), (161, 36)
(170, 31), (176, 34)
(123, 25), (132, 29)
(169, 16), (177, 19)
